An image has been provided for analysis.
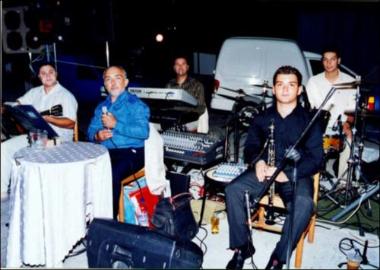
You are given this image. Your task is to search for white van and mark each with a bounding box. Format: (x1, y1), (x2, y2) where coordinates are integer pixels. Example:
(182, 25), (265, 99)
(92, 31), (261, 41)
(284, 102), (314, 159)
(210, 37), (357, 112)
(211, 37), (311, 111)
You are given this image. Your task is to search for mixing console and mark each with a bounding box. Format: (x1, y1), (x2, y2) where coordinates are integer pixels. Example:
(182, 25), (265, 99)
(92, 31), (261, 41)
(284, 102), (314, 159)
(162, 130), (225, 165)
(212, 162), (247, 180)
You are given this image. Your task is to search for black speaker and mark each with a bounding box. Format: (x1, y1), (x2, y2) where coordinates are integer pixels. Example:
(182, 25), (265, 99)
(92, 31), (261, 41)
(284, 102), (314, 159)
(86, 218), (203, 269)
(2, 6), (43, 54)
(167, 171), (190, 196)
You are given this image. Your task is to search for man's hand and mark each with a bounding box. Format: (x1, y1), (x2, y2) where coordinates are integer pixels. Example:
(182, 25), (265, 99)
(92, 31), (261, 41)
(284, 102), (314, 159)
(95, 129), (113, 142)
(265, 167), (288, 183)
(102, 113), (116, 129)
(43, 115), (53, 123)
(255, 160), (267, 182)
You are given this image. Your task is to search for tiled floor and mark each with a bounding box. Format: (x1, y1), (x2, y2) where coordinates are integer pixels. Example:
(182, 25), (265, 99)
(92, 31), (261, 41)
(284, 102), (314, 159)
(1, 195), (379, 269)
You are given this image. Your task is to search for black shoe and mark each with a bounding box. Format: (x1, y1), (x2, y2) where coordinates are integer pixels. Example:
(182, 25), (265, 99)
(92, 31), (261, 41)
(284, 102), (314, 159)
(265, 253), (283, 270)
(226, 243), (255, 270)
(226, 250), (245, 270)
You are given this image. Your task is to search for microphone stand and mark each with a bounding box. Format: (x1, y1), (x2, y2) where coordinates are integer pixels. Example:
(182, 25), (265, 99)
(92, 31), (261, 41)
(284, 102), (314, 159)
(251, 85), (338, 210)
(249, 86), (341, 266)
(286, 149), (300, 269)
(344, 76), (362, 206)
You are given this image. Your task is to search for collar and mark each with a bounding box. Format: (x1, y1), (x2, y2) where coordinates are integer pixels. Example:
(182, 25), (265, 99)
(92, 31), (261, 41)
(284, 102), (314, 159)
(271, 104), (302, 119)
(42, 82), (60, 95)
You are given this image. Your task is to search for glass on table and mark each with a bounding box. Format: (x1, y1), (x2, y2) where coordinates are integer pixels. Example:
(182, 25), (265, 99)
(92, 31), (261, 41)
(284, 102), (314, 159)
(29, 129), (48, 150)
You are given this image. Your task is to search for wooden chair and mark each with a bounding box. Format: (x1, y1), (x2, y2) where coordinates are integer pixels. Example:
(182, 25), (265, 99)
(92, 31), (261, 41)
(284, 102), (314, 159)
(73, 120), (79, 142)
(118, 168), (145, 222)
(252, 173), (320, 268)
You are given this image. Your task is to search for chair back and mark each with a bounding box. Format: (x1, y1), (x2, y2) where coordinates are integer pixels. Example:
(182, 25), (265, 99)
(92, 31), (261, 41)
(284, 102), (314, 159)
(73, 120), (79, 142)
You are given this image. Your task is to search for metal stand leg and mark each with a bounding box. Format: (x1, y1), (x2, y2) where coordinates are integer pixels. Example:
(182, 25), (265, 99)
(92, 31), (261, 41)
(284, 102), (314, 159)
(198, 168), (207, 227)
(331, 183), (379, 221)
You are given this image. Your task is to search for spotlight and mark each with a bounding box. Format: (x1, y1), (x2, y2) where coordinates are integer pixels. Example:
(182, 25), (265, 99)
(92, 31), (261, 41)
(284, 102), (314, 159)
(155, 33), (164, 43)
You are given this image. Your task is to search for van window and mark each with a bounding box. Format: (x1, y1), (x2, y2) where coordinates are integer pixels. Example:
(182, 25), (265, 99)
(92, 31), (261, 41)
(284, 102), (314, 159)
(309, 59), (324, 75)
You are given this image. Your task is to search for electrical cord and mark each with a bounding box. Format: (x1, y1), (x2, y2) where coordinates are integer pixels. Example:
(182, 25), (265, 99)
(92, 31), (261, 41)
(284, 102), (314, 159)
(337, 237), (379, 269)
(194, 226), (208, 256)
(317, 183), (379, 225)
(315, 223), (333, 230)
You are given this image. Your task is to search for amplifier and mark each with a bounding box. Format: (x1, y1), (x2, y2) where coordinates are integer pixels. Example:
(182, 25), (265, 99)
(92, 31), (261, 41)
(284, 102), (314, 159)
(162, 130), (225, 165)
(86, 218), (203, 269)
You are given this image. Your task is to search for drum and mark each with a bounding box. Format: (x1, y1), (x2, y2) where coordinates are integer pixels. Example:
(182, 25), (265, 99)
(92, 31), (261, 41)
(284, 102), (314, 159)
(238, 106), (260, 127)
(311, 109), (331, 134)
(323, 135), (344, 153)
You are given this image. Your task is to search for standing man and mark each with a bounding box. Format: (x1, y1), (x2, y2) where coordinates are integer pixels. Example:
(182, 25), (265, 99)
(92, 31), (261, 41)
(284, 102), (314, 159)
(87, 66), (150, 219)
(1, 62), (78, 198)
(166, 56), (207, 132)
(306, 46), (356, 179)
(225, 66), (323, 270)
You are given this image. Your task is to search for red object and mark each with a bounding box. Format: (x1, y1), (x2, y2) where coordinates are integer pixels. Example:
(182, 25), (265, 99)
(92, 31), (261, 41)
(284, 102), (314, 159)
(39, 19), (54, 33)
(129, 185), (159, 228)
(367, 96), (375, 111)
(214, 79), (220, 91)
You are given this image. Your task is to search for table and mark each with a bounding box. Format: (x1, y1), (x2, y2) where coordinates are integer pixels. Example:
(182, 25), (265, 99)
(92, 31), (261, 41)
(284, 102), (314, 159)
(205, 166), (235, 197)
(6, 141), (113, 268)
(205, 163), (248, 191)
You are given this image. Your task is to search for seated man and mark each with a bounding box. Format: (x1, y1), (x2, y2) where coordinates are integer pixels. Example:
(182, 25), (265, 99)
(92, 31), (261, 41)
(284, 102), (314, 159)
(166, 55), (207, 132)
(225, 66), (323, 270)
(87, 65), (150, 219)
(1, 62), (78, 198)
(306, 46), (355, 180)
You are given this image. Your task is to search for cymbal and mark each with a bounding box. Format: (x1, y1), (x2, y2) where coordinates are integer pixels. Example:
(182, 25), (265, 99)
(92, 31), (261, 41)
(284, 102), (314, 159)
(220, 86), (246, 95)
(344, 110), (380, 119)
(344, 110), (355, 115)
(333, 80), (361, 88)
(252, 93), (273, 98)
(251, 81), (272, 88)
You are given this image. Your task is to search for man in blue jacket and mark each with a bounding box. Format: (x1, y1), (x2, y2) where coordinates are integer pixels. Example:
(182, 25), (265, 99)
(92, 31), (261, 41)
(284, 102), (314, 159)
(88, 66), (150, 219)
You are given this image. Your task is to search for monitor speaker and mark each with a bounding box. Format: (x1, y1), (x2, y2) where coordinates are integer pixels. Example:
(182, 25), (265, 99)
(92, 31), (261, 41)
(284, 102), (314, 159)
(86, 218), (203, 269)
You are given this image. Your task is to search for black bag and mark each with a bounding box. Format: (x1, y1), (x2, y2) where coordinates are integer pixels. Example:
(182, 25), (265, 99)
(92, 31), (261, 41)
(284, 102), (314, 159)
(151, 192), (199, 241)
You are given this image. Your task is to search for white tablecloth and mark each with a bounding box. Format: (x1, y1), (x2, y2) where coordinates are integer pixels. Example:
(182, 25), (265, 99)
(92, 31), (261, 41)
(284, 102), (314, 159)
(6, 141), (113, 268)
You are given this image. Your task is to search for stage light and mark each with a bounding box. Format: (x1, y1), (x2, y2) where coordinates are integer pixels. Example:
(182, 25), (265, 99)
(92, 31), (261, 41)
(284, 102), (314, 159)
(155, 33), (164, 43)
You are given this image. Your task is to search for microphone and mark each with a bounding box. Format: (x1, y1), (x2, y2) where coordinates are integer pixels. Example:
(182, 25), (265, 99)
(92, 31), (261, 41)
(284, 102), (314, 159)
(332, 114), (342, 131)
(102, 106), (111, 131)
(102, 106), (108, 115)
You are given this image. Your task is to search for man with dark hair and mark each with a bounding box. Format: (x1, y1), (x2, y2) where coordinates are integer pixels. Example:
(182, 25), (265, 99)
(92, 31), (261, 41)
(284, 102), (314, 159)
(1, 62), (78, 198)
(225, 66), (323, 270)
(166, 56), (207, 132)
(16, 62), (78, 139)
(306, 46), (355, 179)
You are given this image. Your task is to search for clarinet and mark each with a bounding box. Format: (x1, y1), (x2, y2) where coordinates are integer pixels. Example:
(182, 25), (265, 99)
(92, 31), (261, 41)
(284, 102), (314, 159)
(265, 120), (276, 225)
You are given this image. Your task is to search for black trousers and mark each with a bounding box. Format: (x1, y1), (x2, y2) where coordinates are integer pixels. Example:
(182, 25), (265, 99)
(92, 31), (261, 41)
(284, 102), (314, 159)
(108, 147), (144, 219)
(225, 169), (314, 263)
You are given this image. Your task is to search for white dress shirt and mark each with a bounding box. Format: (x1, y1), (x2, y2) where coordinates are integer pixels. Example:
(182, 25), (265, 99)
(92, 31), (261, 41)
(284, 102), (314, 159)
(17, 82), (78, 141)
(306, 70), (356, 135)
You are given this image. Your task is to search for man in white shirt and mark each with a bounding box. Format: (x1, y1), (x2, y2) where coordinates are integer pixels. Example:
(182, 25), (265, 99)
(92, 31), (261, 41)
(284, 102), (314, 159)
(1, 62), (78, 198)
(306, 46), (356, 180)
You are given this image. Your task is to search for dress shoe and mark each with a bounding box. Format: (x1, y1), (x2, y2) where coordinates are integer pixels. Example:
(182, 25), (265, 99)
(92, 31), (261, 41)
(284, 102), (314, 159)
(226, 242), (255, 270)
(265, 253), (283, 270)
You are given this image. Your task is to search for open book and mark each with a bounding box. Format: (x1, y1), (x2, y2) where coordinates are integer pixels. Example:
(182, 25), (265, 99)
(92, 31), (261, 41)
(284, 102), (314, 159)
(3, 103), (58, 139)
